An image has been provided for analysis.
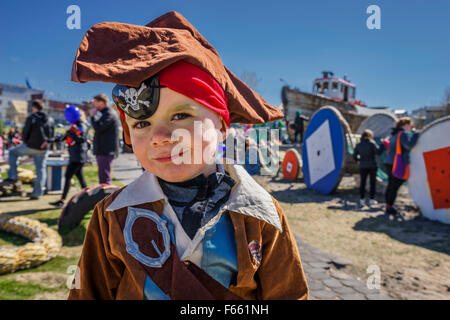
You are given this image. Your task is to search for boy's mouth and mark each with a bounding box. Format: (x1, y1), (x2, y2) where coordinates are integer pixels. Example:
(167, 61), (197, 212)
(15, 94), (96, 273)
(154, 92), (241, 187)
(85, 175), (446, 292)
(153, 150), (185, 163)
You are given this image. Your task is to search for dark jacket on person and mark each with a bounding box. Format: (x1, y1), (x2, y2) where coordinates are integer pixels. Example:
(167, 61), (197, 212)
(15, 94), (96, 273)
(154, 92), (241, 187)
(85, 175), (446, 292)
(91, 107), (119, 156)
(353, 138), (385, 169)
(384, 128), (420, 165)
(56, 121), (89, 163)
(22, 111), (54, 150)
(294, 114), (308, 130)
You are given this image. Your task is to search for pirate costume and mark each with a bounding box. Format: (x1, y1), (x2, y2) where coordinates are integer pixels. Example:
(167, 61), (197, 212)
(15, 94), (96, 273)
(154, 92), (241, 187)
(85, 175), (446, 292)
(68, 11), (308, 300)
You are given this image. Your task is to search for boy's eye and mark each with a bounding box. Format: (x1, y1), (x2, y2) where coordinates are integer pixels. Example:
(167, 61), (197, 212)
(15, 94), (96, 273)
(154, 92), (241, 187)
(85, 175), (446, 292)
(134, 121), (150, 129)
(173, 113), (191, 121)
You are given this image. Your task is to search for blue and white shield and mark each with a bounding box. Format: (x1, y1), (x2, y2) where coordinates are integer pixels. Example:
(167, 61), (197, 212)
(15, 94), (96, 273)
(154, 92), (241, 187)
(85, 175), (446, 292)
(302, 107), (345, 194)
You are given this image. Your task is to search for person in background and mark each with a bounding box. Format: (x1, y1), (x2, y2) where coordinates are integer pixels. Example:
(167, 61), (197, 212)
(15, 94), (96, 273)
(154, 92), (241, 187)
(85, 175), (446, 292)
(244, 137), (261, 175)
(50, 107), (88, 208)
(53, 132), (64, 151)
(293, 110), (308, 144)
(353, 129), (385, 207)
(7, 126), (20, 149)
(89, 94), (120, 185)
(1, 100), (54, 199)
(383, 117), (420, 215)
(7, 128), (15, 148)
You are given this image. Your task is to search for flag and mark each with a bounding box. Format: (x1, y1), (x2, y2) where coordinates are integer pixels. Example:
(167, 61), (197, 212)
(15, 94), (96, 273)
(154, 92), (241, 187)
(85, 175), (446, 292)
(25, 78), (32, 89)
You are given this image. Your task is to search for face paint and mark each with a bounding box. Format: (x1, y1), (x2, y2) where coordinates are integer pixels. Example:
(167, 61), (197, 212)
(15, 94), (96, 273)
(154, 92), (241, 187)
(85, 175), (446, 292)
(112, 75), (166, 120)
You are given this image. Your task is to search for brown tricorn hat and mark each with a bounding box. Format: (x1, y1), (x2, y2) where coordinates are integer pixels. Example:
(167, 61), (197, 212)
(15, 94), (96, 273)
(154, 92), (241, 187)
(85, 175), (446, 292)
(71, 11), (283, 145)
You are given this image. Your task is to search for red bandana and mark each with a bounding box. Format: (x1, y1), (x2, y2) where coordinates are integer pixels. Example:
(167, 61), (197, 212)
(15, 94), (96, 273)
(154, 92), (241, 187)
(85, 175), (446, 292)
(158, 60), (230, 126)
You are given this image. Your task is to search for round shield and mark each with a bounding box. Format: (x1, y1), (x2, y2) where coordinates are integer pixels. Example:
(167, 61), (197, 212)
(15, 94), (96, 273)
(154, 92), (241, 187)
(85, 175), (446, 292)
(408, 116), (450, 225)
(357, 112), (397, 139)
(302, 107), (345, 194)
(282, 148), (302, 180)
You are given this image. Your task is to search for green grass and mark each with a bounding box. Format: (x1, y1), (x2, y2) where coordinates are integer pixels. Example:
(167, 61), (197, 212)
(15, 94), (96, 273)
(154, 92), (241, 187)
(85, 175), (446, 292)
(0, 279), (59, 300)
(0, 231), (29, 246)
(11, 256), (82, 275)
(0, 162), (124, 299)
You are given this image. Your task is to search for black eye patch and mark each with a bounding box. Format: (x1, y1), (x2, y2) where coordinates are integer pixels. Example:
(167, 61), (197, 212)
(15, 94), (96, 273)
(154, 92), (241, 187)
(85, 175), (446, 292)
(112, 75), (166, 120)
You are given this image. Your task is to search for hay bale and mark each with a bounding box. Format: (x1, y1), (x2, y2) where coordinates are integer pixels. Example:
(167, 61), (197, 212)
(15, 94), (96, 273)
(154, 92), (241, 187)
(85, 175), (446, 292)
(0, 215), (62, 275)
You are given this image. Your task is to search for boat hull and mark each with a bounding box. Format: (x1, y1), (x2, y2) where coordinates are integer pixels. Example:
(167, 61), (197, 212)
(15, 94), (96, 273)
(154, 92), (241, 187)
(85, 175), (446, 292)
(282, 86), (372, 133)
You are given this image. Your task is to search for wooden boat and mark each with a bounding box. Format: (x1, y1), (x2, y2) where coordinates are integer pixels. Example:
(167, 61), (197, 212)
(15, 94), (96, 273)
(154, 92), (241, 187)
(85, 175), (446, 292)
(281, 71), (391, 133)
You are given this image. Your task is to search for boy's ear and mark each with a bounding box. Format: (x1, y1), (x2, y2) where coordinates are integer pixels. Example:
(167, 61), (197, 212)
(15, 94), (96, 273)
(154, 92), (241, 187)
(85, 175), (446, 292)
(219, 118), (228, 143)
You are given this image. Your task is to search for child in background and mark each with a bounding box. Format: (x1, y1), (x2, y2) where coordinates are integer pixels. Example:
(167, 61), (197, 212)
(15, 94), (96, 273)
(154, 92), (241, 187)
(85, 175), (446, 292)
(50, 107), (88, 208)
(68, 11), (308, 300)
(353, 129), (385, 207)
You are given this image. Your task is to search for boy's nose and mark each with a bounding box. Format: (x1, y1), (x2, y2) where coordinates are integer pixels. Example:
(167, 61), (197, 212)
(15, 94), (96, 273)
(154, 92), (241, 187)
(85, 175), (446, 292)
(149, 126), (174, 146)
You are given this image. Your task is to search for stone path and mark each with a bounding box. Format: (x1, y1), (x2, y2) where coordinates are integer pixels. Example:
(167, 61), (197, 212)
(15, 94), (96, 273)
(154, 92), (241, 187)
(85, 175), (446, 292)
(112, 152), (394, 300)
(295, 236), (393, 300)
(112, 152), (144, 185)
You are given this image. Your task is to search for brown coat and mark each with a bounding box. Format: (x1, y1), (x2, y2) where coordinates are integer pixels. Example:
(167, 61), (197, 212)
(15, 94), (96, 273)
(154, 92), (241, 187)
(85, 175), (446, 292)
(68, 166), (308, 300)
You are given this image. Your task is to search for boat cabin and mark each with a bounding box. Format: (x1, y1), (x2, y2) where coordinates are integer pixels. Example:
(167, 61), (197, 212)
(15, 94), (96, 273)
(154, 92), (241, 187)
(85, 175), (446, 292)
(312, 71), (357, 104)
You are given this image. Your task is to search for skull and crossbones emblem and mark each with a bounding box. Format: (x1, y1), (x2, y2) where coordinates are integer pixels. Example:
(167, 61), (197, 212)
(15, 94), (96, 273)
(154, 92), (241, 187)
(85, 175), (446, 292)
(118, 82), (151, 113)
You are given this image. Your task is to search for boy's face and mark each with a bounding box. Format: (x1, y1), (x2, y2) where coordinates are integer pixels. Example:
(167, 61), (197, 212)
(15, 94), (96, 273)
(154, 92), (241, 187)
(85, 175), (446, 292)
(126, 88), (226, 182)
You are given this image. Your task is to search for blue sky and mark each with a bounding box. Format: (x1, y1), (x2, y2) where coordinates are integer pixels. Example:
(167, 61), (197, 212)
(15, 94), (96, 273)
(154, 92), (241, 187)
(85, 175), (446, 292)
(1, 0), (449, 111)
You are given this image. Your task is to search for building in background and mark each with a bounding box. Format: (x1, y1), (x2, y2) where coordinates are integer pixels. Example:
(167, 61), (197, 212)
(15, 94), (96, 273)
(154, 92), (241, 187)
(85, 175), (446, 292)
(411, 105), (449, 128)
(0, 83), (45, 125)
(394, 109), (408, 118)
(47, 99), (89, 123)
(0, 83), (90, 126)
(5, 100), (28, 125)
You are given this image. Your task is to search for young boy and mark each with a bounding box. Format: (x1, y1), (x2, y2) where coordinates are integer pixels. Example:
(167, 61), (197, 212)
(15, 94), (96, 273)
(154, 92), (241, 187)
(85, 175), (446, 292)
(68, 11), (308, 300)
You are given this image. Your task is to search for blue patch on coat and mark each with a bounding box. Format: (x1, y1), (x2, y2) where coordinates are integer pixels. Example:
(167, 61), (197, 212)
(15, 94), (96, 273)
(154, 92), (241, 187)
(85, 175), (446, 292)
(142, 212), (238, 299)
(143, 275), (170, 300)
(201, 212), (238, 288)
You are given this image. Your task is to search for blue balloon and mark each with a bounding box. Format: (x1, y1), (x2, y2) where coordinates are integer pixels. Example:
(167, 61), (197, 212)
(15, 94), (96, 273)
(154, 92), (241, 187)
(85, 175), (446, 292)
(65, 105), (81, 123)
